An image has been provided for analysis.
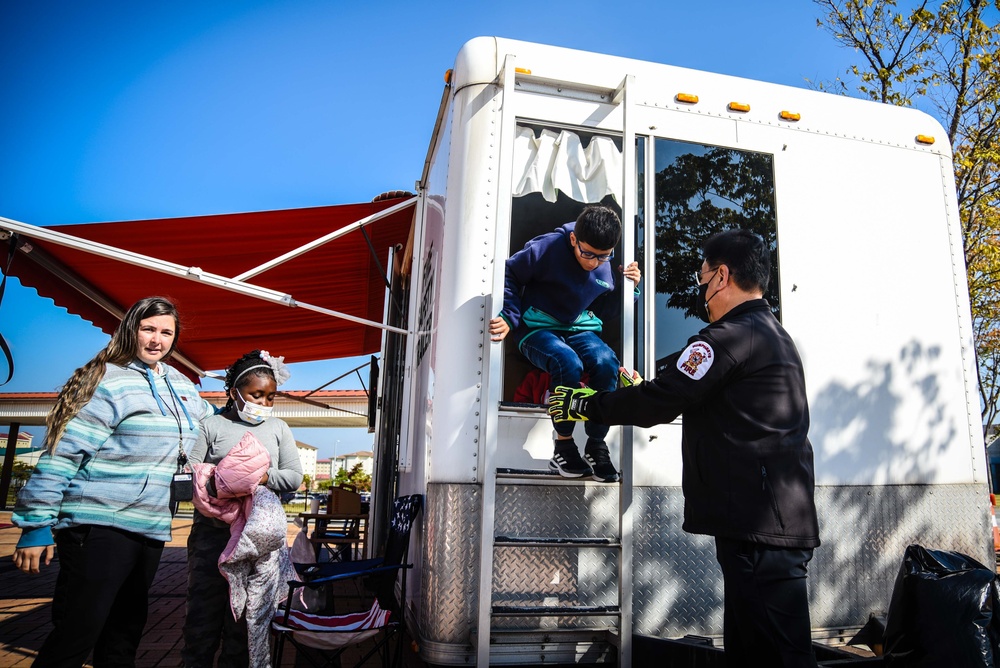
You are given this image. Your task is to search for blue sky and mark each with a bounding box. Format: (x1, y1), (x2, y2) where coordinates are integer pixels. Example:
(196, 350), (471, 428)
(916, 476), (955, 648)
(0, 1), (855, 457)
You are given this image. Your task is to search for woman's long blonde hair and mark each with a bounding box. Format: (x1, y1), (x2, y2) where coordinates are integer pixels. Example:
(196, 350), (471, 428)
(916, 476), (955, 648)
(44, 296), (181, 453)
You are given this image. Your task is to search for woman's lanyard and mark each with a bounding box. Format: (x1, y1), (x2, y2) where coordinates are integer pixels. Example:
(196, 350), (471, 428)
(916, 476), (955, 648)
(159, 373), (188, 471)
(144, 364), (195, 471)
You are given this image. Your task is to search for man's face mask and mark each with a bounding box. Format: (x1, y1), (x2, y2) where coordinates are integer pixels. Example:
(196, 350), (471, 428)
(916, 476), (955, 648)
(236, 389), (273, 425)
(695, 267), (721, 323)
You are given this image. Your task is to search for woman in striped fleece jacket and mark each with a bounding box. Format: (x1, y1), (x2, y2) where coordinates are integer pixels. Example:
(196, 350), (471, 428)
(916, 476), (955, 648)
(12, 296), (215, 667)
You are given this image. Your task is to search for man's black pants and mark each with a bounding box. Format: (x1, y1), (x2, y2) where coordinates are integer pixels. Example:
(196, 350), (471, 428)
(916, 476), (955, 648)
(715, 537), (818, 668)
(35, 525), (164, 668)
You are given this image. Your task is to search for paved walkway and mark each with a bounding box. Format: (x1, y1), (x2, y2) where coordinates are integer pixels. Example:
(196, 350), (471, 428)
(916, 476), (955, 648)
(0, 511), (426, 667)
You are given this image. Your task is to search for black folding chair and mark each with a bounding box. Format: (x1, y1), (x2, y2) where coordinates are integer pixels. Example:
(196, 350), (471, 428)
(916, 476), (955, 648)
(309, 513), (364, 563)
(271, 494), (422, 668)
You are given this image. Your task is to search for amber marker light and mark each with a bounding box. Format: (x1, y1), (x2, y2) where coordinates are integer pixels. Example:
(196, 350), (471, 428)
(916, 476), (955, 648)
(780, 110), (801, 121)
(444, 69), (453, 84)
(675, 93), (699, 104)
(515, 67), (532, 75)
(916, 135), (936, 145)
(728, 101), (751, 112)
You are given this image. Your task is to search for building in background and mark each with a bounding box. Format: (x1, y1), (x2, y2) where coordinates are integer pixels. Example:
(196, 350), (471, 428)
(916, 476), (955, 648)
(315, 458), (332, 482)
(296, 441), (317, 488)
(0, 432), (39, 465)
(335, 450), (373, 476)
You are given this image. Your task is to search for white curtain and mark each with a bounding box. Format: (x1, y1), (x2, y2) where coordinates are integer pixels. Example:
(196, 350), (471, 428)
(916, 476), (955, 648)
(512, 127), (622, 204)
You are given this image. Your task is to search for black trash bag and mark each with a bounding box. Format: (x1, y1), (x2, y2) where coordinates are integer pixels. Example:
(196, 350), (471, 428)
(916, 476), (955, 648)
(848, 613), (886, 656)
(883, 544), (1000, 667)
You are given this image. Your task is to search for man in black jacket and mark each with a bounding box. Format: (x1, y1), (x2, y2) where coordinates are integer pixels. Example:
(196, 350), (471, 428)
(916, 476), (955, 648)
(548, 229), (819, 667)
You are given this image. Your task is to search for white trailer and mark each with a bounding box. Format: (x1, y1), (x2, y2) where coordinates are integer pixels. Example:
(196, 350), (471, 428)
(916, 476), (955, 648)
(0, 31), (987, 668)
(367, 37), (992, 665)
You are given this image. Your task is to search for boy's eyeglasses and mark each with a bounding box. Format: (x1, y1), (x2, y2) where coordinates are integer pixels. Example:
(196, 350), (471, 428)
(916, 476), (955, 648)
(575, 240), (614, 262)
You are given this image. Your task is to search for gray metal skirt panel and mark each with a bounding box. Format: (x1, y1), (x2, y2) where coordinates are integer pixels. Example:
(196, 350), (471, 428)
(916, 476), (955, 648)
(417, 481), (990, 660)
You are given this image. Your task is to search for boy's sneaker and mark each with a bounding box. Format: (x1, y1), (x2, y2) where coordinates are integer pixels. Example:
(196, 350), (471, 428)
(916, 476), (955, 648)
(549, 441), (592, 478)
(585, 440), (620, 483)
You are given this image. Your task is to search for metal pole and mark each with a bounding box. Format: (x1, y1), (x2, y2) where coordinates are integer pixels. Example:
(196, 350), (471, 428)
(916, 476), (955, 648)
(0, 422), (23, 510)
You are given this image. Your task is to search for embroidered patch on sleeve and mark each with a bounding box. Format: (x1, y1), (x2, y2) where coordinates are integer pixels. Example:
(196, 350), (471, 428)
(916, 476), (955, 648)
(676, 341), (714, 380)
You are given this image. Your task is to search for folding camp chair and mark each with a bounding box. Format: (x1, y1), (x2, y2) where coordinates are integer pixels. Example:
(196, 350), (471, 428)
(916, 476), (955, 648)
(271, 494), (422, 668)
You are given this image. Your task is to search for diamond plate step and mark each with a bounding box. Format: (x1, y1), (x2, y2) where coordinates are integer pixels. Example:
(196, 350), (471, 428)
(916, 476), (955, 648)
(492, 604), (621, 617)
(495, 536), (619, 547)
(482, 628), (620, 642)
(497, 467), (568, 479)
(496, 467), (622, 484)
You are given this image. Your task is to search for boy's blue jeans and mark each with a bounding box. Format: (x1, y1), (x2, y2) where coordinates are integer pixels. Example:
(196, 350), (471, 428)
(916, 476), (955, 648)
(520, 329), (618, 440)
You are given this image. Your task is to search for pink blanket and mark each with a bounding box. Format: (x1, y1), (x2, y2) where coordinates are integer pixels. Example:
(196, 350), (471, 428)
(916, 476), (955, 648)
(191, 430), (271, 557)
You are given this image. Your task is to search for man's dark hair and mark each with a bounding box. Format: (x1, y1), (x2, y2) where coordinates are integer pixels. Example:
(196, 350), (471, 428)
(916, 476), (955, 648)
(574, 205), (621, 250)
(702, 229), (770, 294)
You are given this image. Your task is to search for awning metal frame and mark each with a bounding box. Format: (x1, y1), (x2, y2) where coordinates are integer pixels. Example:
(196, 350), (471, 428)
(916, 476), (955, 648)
(0, 231), (214, 378)
(0, 201), (416, 367)
(233, 198), (415, 281)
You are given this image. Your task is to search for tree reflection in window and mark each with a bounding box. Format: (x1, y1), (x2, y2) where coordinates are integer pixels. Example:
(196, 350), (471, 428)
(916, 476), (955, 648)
(652, 139), (779, 360)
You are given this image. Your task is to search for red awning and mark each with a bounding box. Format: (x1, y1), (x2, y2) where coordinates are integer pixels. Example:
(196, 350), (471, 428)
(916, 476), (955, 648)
(1, 197), (415, 377)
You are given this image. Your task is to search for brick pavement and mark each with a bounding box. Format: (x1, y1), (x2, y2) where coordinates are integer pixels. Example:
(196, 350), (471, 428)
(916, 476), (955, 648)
(0, 511), (426, 667)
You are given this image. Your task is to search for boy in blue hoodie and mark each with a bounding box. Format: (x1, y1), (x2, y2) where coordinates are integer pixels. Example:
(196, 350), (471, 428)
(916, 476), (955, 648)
(489, 205), (641, 482)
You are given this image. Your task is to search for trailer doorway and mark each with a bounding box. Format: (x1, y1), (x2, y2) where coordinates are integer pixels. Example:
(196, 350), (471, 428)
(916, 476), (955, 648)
(501, 124), (626, 403)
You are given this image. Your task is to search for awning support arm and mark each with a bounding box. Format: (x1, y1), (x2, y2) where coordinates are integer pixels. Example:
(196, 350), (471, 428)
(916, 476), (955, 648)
(354, 367), (368, 395)
(360, 225), (405, 322)
(273, 390), (367, 419)
(233, 198), (416, 281)
(304, 360), (371, 398)
(361, 226), (392, 292)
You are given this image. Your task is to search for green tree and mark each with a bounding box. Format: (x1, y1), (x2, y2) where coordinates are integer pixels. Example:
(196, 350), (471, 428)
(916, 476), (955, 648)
(815, 0), (1000, 431)
(653, 147), (780, 319)
(11, 461), (34, 490)
(346, 462), (372, 493)
(333, 462), (372, 493)
(5, 461), (34, 505)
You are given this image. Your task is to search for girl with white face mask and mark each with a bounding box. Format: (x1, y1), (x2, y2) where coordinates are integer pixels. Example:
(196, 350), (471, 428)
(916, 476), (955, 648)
(182, 350), (303, 668)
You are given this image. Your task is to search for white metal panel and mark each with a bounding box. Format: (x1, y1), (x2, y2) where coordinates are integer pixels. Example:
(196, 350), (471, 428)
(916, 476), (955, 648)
(632, 424), (684, 487)
(769, 128), (977, 486)
(425, 75), (504, 483)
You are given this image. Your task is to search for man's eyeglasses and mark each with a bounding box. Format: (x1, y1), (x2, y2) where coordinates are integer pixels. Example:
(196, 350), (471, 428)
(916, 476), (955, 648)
(575, 240), (614, 262)
(694, 267), (719, 285)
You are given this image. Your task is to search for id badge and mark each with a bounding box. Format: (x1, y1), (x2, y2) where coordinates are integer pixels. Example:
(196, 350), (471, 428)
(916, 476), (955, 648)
(170, 472), (193, 502)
